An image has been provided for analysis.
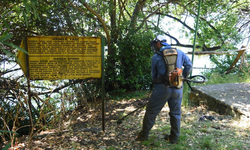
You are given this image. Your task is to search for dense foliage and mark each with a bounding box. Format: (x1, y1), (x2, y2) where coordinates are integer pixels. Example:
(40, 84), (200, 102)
(106, 31), (154, 93)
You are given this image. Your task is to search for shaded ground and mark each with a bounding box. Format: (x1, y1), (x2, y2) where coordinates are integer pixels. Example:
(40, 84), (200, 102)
(4, 94), (250, 150)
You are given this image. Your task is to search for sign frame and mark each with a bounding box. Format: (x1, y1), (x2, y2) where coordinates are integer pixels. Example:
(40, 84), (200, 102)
(17, 36), (106, 132)
(18, 36), (103, 80)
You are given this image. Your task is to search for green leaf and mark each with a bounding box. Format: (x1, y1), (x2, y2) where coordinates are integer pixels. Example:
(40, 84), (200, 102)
(0, 130), (19, 134)
(2, 142), (11, 150)
(2, 42), (29, 55)
(33, 7), (37, 20)
(37, 14), (41, 21)
(23, 0), (30, 13)
(0, 32), (13, 42)
(2, 48), (22, 65)
(31, 0), (38, 6)
(3, 20), (10, 30)
(23, 10), (28, 27)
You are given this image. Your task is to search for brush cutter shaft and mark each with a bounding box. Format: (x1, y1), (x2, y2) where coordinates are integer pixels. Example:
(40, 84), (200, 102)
(119, 102), (148, 121)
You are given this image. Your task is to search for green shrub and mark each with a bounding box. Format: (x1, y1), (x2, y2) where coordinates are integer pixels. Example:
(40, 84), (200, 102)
(105, 31), (154, 95)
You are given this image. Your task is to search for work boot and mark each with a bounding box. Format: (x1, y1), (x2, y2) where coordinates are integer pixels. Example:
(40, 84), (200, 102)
(135, 131), (148, 141)
(164, 134), (177, 144)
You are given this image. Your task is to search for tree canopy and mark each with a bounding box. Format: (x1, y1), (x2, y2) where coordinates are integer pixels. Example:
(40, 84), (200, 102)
(1, 0), (250, 53)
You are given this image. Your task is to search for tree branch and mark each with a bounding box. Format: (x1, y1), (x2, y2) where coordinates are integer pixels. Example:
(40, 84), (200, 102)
(130, 0), (147, 29)
(156, 13), (224, 51)
(67, 0), (111, 54)
(33, 80), (84, 96)
(135, 2), (171, 32)
(0, 68), (21, 77)
(147, 20), (222, 51)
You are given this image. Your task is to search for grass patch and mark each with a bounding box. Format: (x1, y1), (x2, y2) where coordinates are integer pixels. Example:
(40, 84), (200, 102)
(145, 108), (250, 150)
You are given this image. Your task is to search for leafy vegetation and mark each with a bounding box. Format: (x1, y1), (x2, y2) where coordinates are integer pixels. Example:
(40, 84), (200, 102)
(1, 0), (250, 149)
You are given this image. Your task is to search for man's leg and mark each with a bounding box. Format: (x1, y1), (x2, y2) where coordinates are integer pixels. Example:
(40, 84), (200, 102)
(167, 88), (183, 143)
(140, 84), (171, 138)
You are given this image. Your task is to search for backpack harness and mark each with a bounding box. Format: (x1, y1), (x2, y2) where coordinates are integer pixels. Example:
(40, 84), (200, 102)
(153, 48), (183, 88)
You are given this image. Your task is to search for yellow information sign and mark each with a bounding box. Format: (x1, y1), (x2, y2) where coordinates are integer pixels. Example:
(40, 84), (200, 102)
(17, 36), (102, 80)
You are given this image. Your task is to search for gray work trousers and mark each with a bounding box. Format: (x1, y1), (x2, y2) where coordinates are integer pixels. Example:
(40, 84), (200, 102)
(142, 83), (183, 143)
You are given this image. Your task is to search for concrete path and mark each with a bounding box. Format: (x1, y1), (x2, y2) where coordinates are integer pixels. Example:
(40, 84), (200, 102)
(191, 82), (250, 119)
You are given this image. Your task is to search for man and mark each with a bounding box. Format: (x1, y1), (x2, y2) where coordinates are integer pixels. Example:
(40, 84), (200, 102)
(136, 35), (192, 144)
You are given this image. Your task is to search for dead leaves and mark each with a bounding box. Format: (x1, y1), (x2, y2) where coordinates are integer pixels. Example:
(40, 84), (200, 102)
(6, 100), (250, 150)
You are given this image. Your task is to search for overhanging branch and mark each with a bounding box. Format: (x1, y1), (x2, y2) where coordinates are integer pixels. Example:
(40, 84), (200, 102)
(154, 13), (223, 51)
